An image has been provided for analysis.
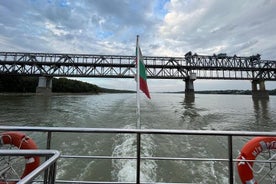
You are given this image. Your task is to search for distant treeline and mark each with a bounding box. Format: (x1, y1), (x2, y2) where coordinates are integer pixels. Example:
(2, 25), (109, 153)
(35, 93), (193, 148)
(0, 76), (133, 93)
(0, 76), (39, 93)
(52, 78), (102, 93)
(0, 75), (275, 95)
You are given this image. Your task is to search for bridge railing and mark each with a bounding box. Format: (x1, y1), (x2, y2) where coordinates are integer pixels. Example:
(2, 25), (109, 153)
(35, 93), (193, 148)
(1, 126), (276, 184)
(1, 51), (275, 69)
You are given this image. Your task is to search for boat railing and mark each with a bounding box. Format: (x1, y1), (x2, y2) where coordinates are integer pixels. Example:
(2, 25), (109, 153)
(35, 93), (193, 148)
(1, 126), (276, 184)
(0, 149), (60, 184)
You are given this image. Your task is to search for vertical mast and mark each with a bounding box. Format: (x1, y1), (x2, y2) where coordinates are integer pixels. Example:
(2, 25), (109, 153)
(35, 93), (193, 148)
(136, 35), (141, 129)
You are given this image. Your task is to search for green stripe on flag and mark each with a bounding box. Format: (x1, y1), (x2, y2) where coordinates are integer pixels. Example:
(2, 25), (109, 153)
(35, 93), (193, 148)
(139, 59), (147, 80)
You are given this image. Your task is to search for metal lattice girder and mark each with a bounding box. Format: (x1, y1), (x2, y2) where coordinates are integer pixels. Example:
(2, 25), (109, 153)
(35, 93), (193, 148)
(0, 52), (275, 80)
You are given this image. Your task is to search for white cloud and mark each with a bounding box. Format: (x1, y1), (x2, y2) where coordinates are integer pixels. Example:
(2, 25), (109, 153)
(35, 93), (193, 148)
(0, 0), (275, 91)
(45, 21), (69, 36)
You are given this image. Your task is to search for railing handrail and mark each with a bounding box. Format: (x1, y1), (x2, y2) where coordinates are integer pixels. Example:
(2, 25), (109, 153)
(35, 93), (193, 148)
(0, 149), (60, 184)
(1, 125), (276, 136)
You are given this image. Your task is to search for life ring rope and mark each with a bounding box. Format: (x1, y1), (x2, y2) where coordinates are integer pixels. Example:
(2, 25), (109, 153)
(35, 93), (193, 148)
(18, 135), (30, 149)
(239, 151), (276, 174)
(0, 131), (40, 183)
(237, 136), (276, 184)
(1, 134), (29, 149)
(239, 155), (266, 174)
(1, 133), (35, 148)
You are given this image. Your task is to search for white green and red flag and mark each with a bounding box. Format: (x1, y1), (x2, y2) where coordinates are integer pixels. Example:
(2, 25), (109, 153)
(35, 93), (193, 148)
(136, 37), (151, 99)
(135, 35), (150, 129)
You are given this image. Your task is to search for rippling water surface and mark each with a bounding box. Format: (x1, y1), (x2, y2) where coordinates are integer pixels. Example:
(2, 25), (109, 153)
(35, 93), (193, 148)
(0, 93), (275, 183)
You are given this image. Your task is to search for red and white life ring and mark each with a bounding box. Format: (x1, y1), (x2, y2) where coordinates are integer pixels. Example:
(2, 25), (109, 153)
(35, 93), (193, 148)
(237, 136), (276, 184)
(0, 131), (40, 183)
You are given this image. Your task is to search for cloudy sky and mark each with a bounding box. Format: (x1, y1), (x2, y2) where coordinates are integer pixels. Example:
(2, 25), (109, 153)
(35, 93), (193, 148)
(0, 0), (276, 91)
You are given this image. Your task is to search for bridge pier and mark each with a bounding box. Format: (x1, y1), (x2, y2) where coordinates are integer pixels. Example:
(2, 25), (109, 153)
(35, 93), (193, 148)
(251, 80), (269, 99)
(36, 76), (52, 94)
(185, 73), (196, 100)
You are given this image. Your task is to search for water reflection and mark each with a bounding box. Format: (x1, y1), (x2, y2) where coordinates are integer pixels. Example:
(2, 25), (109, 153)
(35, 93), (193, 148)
(184, 93), (195, 103)
(180, 96), (204, 129)
(181, 96), (197, 118)
(252, 98), (271, 125)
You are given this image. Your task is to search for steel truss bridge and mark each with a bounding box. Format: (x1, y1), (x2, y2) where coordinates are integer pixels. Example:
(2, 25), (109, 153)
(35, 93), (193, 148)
(0, 52), (275, 81)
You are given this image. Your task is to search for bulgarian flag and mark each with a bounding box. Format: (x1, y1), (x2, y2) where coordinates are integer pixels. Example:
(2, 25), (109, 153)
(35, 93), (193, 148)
(135, 35), (150, 130)
(136, 37), (151, 99)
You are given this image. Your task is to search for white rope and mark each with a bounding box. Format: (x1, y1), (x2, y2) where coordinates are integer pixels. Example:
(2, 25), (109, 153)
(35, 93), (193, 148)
(0, 133), (15, 179)
(0, 133), (27, 181)
(0, 134), (12, 148)
(19, 135), (30, 149)
(241, 153), (276, 174)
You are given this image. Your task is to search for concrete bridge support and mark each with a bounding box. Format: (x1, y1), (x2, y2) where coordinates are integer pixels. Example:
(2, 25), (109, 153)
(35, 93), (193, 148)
(185, 73), (196, 100)
(36, 76), (52, 94)
(251, 80), (269, 99)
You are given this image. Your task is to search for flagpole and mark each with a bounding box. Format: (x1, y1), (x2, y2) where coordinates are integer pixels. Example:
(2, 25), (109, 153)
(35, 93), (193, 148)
(136, 35), (141, 129)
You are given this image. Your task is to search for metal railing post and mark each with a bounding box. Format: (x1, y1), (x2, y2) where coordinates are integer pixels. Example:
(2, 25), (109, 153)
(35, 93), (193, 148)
(46, 131), (52, 149)
(228, 135), (234, 184)
(44, 131), (52, 184)
(48, 162), (57, 184)
(136, 133), (141, 184)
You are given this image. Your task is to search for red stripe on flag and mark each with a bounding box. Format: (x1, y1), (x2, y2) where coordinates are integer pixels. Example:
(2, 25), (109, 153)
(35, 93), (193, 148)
(140, 76), (150, 99)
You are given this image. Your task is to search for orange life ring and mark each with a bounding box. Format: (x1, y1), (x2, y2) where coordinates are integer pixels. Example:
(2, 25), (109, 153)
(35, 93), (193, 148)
(237, 136), (276, 184)
(0, 131), (40, 183)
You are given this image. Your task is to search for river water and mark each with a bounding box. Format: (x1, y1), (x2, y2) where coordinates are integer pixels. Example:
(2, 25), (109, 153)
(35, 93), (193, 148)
(0, 93), (275, 183)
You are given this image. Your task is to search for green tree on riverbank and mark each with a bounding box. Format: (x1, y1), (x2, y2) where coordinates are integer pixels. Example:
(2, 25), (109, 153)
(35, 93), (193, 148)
(52, 78), (101, 93)
(0, 76), (102, 93)
(0, 76), (38, 92)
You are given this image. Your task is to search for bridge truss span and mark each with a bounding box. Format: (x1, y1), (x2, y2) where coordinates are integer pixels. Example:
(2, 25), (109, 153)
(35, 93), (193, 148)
(0, 52), (275, 81)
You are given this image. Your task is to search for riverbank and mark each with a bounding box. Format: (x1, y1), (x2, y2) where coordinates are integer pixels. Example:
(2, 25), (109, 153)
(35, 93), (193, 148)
(0, 76), (133, 94)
